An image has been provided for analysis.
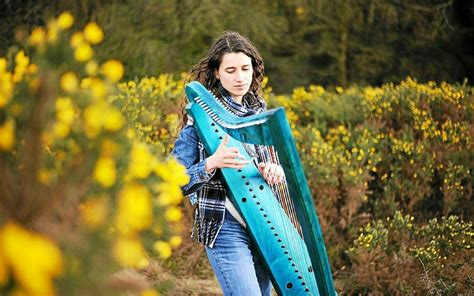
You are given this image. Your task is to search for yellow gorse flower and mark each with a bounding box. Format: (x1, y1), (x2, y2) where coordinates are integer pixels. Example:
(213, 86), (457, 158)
(85, 60), (98, 75)
(0, 118), (15, 150)
(153, 240), (172, 259)
(127, 142), (156, 179)
(83, 101), (124, 138)
(154, 158), (189, 186)
(0, 58), (6, 73)
(101, 59), (124, 82)
(82, 77), (107, 99)
(1, 222), (63, 295)
(169, 235), (182, 247)
(116, 183), (153, 233)
(84, 22), (104, 44)
(83, 103), (103, 137)
(29, 27), (46, 46)
(60, 71), (78, 93)
(70, 32), (84, 48)
(46, 20), (58, 43)
(156, 182), (183, 206)
(74, 43), (93, 62)
(13, 50), (29, 83)
(102, 107), (124, 131)
(0, 70), (14, 108)
(55, 97), (75, 126)
(57, 12), (74, 30)
(113, 237), (148, 268)
(164, 206), (182, 222)
(52, 121), (70, 138)
(93, 156), (117, 187)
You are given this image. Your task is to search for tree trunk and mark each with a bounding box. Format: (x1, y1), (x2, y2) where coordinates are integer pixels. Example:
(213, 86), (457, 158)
(338, 26), (348, 87)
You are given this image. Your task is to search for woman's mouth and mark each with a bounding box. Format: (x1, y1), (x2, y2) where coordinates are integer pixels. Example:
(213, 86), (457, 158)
(234, 84), (247, 89)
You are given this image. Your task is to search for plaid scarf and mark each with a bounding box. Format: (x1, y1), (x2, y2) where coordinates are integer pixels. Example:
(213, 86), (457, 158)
(191, 85), (266, 247)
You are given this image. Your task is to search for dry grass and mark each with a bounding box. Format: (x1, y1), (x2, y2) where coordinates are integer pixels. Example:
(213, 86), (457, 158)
(108, 260), (221, 295)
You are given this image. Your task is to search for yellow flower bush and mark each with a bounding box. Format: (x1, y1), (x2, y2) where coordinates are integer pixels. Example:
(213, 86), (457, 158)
(266, 77), (472, 293)
(112, 74), (186, 153)
(347, 212), (473, 294)
(0, 12), (187, 295)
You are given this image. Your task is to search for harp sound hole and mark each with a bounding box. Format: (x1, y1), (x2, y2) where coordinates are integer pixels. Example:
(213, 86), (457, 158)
(241, 198), (247, 202)
(245, 181), (250, 185)
(241, 175), (246, 178)
(211, 122), (215, 126)
(259, 185), (264, 190)
(214, 129), (219, 132)
(219, 136), (223, 140)
(286, 283), (293, 289)
(308, 266), (313, 273)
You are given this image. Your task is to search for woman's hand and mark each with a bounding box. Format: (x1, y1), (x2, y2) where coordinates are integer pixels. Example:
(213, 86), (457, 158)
(206, 135), (250, 172)
(258, 162), (285, 185)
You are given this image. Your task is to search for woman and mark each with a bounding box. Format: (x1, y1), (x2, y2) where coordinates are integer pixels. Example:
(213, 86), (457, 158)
(171, 31), (283, 296)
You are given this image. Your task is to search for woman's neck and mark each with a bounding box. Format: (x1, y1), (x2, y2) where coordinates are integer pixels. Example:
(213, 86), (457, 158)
(232, 95), (243, 105)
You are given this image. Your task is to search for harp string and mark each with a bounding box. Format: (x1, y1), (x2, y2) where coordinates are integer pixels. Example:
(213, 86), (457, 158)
(260, 145), (304, 239)
(258, 144), (310, 272)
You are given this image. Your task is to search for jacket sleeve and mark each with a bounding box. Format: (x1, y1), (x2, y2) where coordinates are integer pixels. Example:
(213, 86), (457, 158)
(171, 125), (215, 196)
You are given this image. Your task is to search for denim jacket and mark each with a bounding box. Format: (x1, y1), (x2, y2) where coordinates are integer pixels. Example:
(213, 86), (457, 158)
(171, 124), (214, 204)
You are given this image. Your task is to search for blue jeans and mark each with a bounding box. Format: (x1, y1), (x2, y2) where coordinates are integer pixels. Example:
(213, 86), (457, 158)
(205, 211), (273, 296)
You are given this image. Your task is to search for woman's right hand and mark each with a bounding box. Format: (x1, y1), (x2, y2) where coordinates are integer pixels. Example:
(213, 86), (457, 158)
(205, 134), (250, 173)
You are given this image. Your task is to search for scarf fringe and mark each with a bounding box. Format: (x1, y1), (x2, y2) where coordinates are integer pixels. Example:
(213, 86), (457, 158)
(191, 208), (224, 248)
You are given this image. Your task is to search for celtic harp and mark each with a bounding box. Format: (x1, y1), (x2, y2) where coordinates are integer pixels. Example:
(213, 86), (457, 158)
(185, 81), (336, 296)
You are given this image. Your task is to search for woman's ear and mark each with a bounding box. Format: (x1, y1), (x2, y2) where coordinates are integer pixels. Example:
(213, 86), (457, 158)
(214, 69), (219, 80)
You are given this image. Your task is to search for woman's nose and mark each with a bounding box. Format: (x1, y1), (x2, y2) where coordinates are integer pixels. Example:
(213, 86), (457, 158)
(235, 70), (244, 81)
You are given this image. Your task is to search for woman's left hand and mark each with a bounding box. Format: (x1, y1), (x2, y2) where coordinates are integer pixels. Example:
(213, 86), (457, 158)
(258, 162), (285, 185)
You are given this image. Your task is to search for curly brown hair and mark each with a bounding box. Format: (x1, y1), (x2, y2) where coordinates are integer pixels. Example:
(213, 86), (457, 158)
(178, 31), (265, 130)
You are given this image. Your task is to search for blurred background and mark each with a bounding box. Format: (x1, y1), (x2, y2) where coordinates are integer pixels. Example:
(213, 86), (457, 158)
(2, 0), (473, 93)
(0, 1), (473, 295)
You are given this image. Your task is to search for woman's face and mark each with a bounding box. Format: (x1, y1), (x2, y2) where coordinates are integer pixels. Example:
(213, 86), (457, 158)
(216, 52), (253, 103)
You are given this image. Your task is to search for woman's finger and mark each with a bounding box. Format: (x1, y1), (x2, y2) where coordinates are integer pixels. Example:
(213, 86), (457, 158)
(223, 158), (250, 166)
(225, 147), (239, 154)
